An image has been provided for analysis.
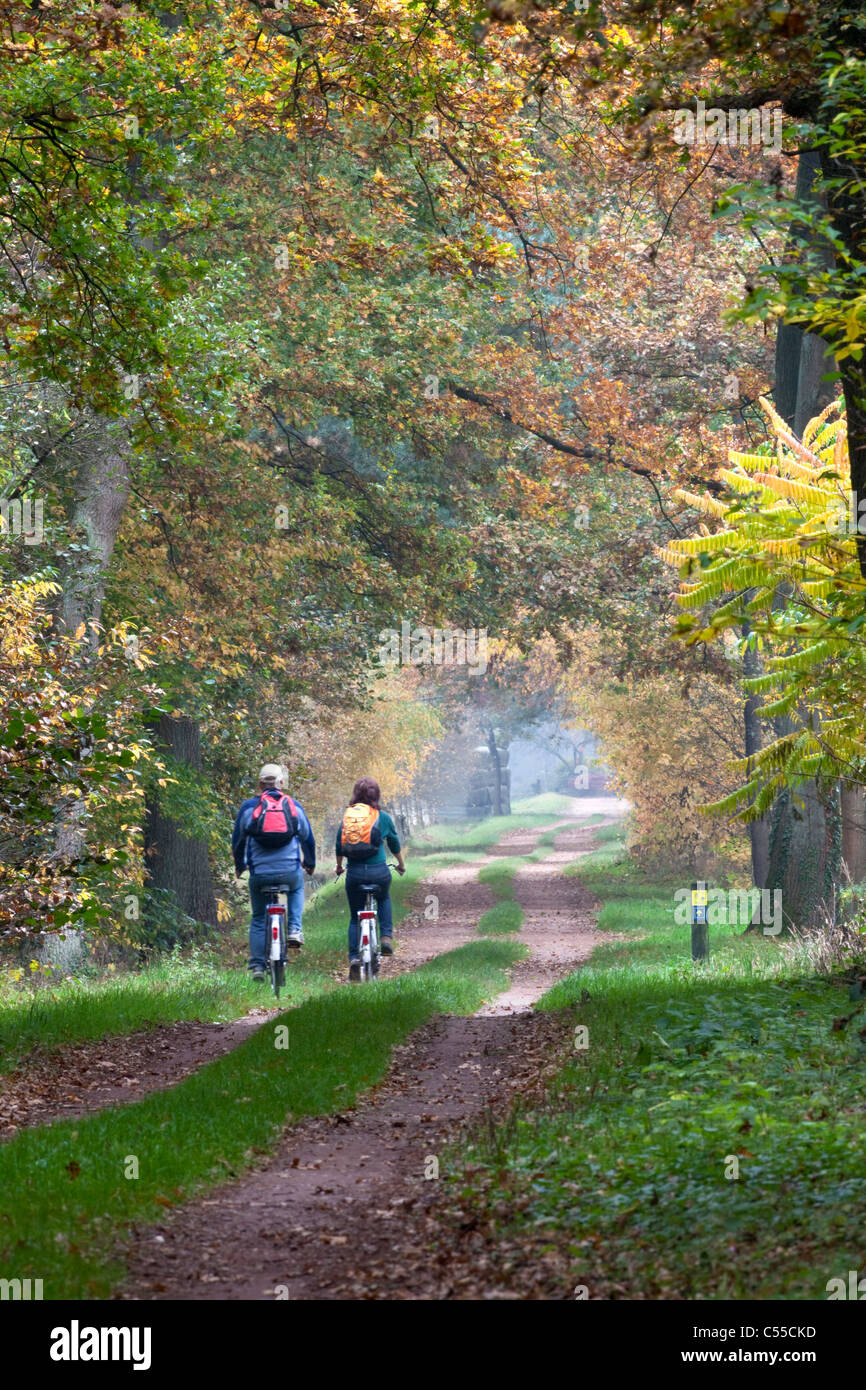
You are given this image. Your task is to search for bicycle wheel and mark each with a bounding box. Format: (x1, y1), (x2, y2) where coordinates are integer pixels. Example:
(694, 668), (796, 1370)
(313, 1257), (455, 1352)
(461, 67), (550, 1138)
(368, 917), (380, 978)
(270, 907), (287, 999)
(358, 893), (375, 982)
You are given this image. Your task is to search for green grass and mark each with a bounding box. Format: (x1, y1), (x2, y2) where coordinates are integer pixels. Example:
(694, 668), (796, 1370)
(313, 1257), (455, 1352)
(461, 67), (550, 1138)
(477, 854), (531, 934)
(592, 820), (624, 840)
(527, 825), (564, 855)
(562, 827), (627, 877)
(447, 848), (866, 1300)
(0, 937), (526, 1300)
(477, 859), (522, 899)
(478, 901), (524, 934)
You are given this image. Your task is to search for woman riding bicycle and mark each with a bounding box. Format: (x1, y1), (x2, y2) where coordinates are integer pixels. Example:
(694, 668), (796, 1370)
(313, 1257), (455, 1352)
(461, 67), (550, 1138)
(335, 777), (405, 983)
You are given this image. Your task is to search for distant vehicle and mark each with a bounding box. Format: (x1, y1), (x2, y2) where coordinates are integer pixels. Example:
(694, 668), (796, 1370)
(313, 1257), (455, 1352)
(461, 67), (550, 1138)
(564, 768), (610, 796)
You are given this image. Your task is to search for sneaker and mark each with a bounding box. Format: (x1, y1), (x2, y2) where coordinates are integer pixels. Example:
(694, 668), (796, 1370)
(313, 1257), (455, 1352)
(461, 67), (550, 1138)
(380, 937), (394, 955)
(287, 930), (303, 949)
(251, 969), (266, 983)
(348, 959), (361, 983)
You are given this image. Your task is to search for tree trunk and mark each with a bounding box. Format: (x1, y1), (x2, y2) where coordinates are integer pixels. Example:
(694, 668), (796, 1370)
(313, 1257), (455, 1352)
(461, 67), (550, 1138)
(55, 412), (132, 642)
(773, 321), (803, 429)
(758, 150), (843, 927)
(820, 143), (866, 579)
(486, 728), (503, 817)
(785, 152), (837, 436)
(837, 356), (866, 579)
(841, 785), (866, 884)
(765, 781), (841, 931)
(144, 714), (218, 926)
(500, 763), (511, 816)
(38, 412), (133, 949)
(793, 330), (837, 437)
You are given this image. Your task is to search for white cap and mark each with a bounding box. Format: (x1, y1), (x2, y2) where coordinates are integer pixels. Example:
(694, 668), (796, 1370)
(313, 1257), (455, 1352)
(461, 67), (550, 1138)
(258, 763), (283, 785)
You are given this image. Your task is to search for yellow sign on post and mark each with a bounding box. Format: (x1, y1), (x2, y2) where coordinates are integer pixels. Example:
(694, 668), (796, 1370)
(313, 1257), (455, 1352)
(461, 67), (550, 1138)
(691, 880), (709, 960)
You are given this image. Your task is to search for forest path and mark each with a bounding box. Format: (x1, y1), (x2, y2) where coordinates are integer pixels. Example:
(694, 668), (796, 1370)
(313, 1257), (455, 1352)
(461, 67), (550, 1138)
(119, 799), (625, 1300)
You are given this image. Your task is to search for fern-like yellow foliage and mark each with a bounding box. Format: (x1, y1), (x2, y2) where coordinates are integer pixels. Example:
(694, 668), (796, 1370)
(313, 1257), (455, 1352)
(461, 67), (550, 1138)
(657, 397), (866, 820)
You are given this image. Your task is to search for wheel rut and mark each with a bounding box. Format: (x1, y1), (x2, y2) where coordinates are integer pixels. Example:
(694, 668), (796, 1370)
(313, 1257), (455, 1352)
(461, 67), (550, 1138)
(0, 1010), (278, 1140)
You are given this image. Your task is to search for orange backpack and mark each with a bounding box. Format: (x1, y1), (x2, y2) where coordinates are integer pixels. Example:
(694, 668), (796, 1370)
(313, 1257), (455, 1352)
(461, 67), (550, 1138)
(340, 803), (382, 861)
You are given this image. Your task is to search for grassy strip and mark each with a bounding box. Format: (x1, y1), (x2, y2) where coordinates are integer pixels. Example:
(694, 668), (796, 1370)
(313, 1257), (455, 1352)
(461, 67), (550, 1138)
(447, 850), (866, 1299)
(477, 856), (528, 934)
(0, 937), (525, 1300)
(478, 902), (524, 935)
(526, 825), (564, 855)
(477, 859), (522, 899)
(0, 955), (282, 1074)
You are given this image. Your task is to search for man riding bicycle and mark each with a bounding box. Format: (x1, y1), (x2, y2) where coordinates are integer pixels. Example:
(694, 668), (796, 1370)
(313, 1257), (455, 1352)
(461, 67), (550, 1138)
(335, 777), (405, 983)
(233, 763), (316, 982)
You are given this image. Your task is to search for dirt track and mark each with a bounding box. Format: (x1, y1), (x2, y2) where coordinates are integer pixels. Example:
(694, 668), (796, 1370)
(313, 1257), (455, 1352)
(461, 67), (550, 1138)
(118, 800), (623, 1300)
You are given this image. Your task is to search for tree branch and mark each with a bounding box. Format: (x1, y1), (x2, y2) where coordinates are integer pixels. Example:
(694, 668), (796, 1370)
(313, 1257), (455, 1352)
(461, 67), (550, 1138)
(446, 380), (722, 524)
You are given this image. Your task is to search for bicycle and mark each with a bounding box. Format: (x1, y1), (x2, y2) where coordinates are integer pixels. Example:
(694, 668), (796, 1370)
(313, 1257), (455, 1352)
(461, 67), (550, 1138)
(263, 883), (299, 999)
(337, 861), (403, 983)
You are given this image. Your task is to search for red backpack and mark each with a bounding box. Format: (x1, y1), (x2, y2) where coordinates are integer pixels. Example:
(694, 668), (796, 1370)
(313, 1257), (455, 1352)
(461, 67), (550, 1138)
(249, 791), (300, 848)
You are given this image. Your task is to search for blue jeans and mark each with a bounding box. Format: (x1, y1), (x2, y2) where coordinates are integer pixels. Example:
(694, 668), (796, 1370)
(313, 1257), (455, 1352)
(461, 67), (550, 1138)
(248, 869), (304, 970)
(345, 863), (392, 960)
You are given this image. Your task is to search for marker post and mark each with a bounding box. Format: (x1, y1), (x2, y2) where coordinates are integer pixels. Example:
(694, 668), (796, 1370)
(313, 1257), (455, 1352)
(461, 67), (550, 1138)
(691, 880), (709, 961)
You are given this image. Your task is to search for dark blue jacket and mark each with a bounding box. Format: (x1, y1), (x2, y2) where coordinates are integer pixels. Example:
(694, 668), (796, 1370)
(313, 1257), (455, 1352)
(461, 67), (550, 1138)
(232, 790), (315, 877)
